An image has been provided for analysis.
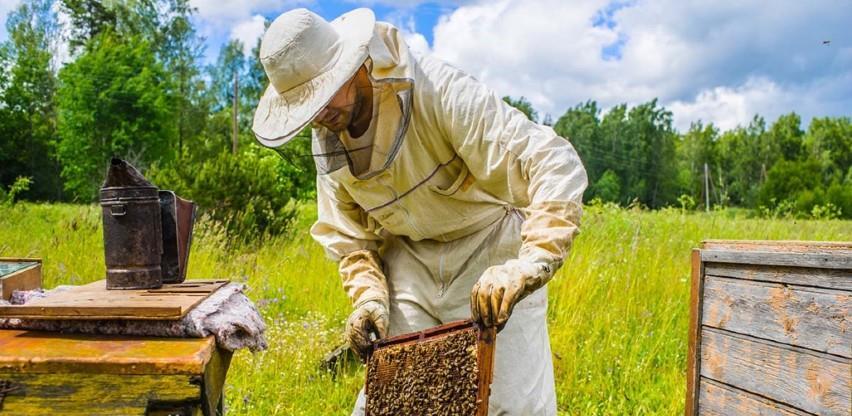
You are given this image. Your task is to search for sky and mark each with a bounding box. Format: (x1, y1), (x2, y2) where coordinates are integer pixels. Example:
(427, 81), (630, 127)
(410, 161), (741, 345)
(0, 0), (850, 131)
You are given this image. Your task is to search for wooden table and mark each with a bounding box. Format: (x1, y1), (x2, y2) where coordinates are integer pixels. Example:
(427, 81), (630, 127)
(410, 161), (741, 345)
(0, 330), (232, 415)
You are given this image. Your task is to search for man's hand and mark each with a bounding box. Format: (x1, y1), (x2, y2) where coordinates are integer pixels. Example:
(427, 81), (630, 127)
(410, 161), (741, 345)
(470, 259), (549, 328)
(345, 300), (389, 360)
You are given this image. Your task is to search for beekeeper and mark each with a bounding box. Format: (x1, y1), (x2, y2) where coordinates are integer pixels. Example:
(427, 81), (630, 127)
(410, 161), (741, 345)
(252, 8), (587, 415)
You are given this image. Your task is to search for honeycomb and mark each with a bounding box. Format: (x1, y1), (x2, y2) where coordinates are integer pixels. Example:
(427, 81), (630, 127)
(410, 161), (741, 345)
(366, 328), (481, 415)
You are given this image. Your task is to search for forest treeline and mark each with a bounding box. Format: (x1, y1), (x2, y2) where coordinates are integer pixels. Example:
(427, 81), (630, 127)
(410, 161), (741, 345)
(1, 0), (849, 239)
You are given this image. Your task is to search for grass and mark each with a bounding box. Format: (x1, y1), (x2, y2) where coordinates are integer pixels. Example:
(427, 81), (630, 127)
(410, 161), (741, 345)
(1, 202), (849, 415)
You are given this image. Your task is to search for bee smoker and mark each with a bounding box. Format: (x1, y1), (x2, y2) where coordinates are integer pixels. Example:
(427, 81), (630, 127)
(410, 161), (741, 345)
(99, 158), (196, 290)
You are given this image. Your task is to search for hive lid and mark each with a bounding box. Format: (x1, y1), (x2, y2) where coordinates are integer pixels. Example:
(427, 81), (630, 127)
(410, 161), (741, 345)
(701, 239), (852, 253)
(0, 279), (228, 320)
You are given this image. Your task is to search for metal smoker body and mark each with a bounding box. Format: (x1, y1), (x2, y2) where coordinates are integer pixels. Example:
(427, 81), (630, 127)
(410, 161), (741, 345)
(100, 158), (196, 290)
(100, 183), (164, 289)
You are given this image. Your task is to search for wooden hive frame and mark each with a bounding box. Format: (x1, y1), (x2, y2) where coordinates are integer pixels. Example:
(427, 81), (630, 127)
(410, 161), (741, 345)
(686, 240), (851, 416)
(366, 320), (496, 416)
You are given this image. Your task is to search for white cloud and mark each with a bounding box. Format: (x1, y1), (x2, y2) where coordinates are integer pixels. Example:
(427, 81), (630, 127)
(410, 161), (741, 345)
(345, 0), (472, 8)
(669, 77), (791, 131)
(421, 0), (852, 130)
(403, 30), (430, 57)
(230, 14), (266, 54)
(393, 15), (429, 57)
(669, 74), (852, 131)
(190, 0), (309, 23)
(190, 0), (311, 59)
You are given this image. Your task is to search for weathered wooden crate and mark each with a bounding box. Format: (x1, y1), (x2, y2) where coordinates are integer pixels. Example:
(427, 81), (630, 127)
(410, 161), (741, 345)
(686, 240), (851, 416)
(0, 330), (231, 415)
(0, 258), (42, 301)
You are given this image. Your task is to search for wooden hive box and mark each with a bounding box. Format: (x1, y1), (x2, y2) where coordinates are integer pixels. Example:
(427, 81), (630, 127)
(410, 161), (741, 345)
(0, 330), (231, 415)
(366, 320), (496, 416)
(686, 240), (851, 416)
(0, 258), (42, 301)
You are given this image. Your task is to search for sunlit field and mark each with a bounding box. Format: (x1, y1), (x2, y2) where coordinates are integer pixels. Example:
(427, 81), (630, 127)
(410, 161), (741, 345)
(1, 202), (849, 415)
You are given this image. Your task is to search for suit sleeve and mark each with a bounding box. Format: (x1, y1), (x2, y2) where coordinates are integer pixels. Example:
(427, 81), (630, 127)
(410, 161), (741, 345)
(433, 60), (588, 279)
(310, 173), (388, 308)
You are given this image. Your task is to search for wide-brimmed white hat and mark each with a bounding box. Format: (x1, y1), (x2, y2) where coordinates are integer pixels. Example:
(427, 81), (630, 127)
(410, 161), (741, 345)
(252, 8), (375, 147)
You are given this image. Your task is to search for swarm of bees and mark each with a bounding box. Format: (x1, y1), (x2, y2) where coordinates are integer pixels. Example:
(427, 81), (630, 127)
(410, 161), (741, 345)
(366, 329), (480, 415)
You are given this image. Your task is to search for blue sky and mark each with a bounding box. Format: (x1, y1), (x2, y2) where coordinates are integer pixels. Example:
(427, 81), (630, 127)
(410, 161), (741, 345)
(1, 0), (849, 131)
(191, 1), (457, 63)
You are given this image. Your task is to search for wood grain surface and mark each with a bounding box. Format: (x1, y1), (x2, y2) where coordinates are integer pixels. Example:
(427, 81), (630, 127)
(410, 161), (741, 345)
(700, 327), (851, 415)
(0, 372), (201, 415)
(702, 275), (851, 357)
(698, 377), (810, 416)
(701, 240), (852, 253)
(0, 330), (215, 375)
(0, 279), (228, 320)
(704, 263), (852, 291)
(685, 249), (704, 416)
(701, 249), (852, 270)
(0, 329), (232, 415)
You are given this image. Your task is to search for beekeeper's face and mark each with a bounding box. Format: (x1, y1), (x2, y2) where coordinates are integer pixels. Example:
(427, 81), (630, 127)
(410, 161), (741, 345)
(314, 66), (367, 132)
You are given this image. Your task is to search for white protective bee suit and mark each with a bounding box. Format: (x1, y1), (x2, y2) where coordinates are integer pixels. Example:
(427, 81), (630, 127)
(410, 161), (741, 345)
(309, 24), (587, 416)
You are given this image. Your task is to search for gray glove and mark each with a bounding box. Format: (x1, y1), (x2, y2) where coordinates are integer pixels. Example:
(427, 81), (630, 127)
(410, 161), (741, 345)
(345, 300), (389, 360)
(471, 201), (581, 328)
(471, 258), (550, 327)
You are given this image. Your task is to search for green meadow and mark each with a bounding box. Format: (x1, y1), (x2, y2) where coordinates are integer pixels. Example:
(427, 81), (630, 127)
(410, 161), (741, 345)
(1, 202), (849, 415)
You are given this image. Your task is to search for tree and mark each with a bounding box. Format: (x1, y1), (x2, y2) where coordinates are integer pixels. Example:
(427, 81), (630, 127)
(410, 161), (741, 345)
(203, 38), (274, 153)
(244, 29), (269, 114)
(715, 116), (769, 207)
(554, 99), (678, 208)
(621, 100), (679, 207)
(60, 0), (118, 51)
(768, 113), (804, 161)
(208, 40), (247, 113)
(553, 101), (601, 182)
(61, 0), (169, 52)
(157, 0), (207, 157)
(755, 159), (851, 218)
(805, 116), (851, 181)
(61, 0), (208, 159)
(591, 169), (621, 203)
(503, 96), (538, 122)
(676, 122), (719, 208)
(55, 32), (176, 200)
(0, 0), (62, 200)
